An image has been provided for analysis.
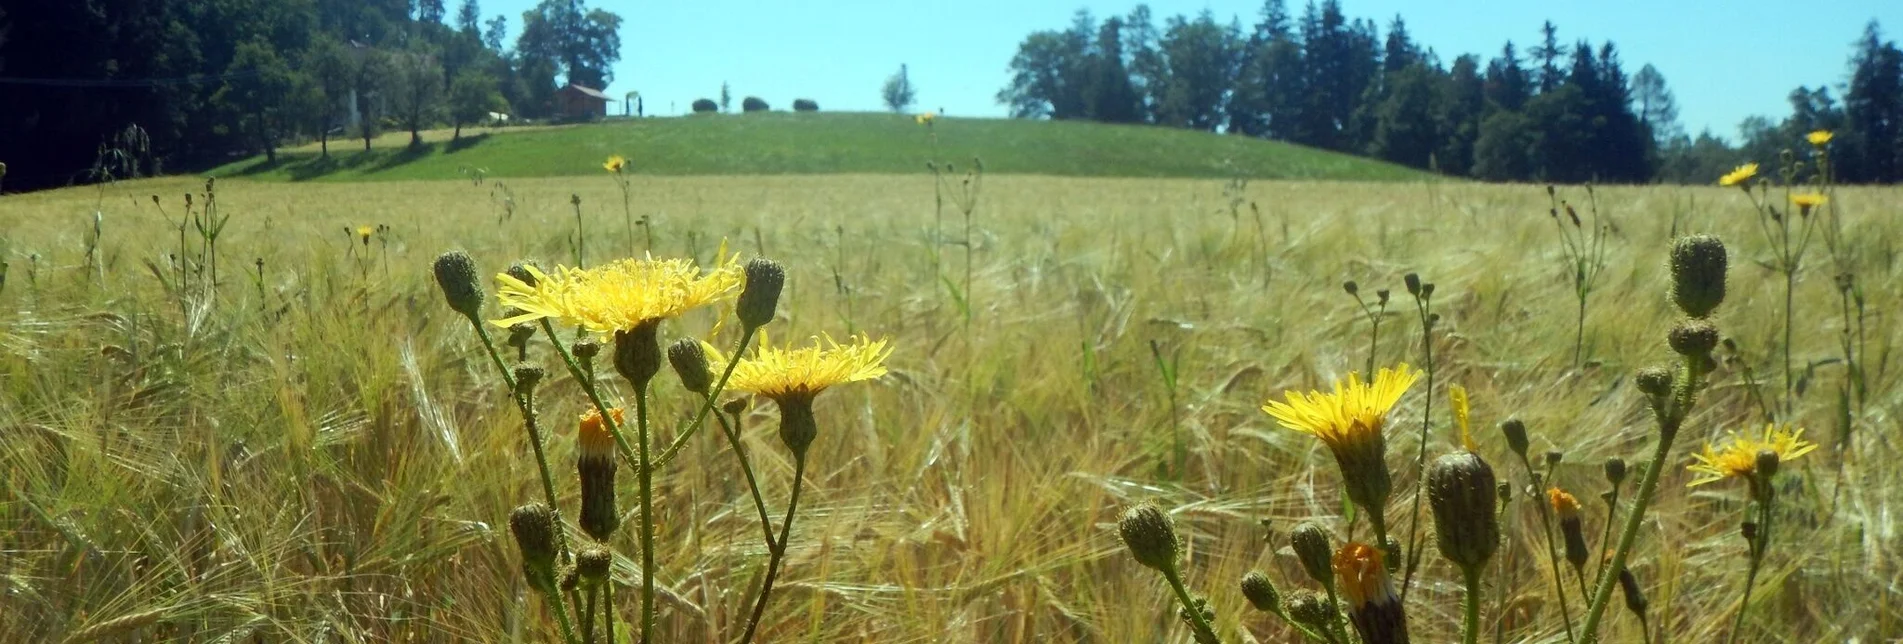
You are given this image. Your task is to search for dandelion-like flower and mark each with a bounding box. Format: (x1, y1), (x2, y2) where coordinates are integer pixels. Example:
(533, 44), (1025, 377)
(1791, 192), (1827, 214)
(1263, 365), (1420, 520)
(723, 333), (892, 457)
(492, 255), (742, 335)
(915, 112), (936, 126)
(1718, 163), (1759, 188)
(604, 155), (628, 173)
(1334, 542), (1409, 644)
(357, 226), (374, 245)
(1807, 130), (1833, 147)
(1687, 423), (1816, 488)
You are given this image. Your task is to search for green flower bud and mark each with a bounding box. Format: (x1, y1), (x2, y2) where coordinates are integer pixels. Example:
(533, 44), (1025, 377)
(612, 321), (662, 390)
(1286, 590), (1334, 629)
(432, 251), (485, 320)
(577, 546), (612, 589)
(1635, 366), (1674, 397)
(1618, 568), (1649, 618)
(1241, 571), (1281, 612)
(1501, 419), (1529, 458)
(777, 396), (818, 459)
(736, 258), (785, 330)
(509, 503), (560, 593)
(1117, 502), (1181, 573)
(668, 338), (714, 394)
(1670, 235), (1728, 318)
(1289, 522), (1335, 586)
(1668, 319), (1720, 358)
(512, 364), (544, 397)
(1428, 451), (1500, 571)
(1604, 457), (1628, 487)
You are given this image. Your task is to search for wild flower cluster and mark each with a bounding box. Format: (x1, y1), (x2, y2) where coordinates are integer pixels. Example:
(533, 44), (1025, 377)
(431, 227), (889, 643)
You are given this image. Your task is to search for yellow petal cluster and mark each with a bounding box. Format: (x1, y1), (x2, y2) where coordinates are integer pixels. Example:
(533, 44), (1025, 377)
(604, 155), (628, 173)
(1718, 163), (1759, 187)
(1686, 423), (1817, 487)
(493, 255), (741, 335)
(724, 333), (892, 402)
(1807, 130), (1833, 146)
(1263, 364), (1420, 452)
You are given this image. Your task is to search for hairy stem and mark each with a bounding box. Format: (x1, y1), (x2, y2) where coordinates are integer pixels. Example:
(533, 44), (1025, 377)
(739, 454), (808, 644)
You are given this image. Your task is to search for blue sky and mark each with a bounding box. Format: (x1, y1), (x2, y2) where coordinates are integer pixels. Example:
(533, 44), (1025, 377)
(483, 0), (1901, 139)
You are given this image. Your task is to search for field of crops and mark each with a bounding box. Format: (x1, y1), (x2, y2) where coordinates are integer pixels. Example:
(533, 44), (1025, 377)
(2, 166), (1899, 642)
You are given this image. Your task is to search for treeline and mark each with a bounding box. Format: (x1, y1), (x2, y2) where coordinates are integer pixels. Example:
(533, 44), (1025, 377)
(0, 0), (621, 191)
(999, 1), (1903, 184)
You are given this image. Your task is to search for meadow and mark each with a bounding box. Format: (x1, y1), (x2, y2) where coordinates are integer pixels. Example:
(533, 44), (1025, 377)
(2, 125), (1900, 643)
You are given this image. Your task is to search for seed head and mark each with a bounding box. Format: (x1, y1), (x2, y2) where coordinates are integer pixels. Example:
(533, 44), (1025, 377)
(432, 251), (485, 320)
(1670, 235), (1728, 318)
(1428, 451), (1501, 571)
(1240, 571), (1281, 612)
(512, 364), (544, 397)
(736, 258), (785, 330)
(668, 339), (714, 394)
(1117, 502), (1181, 573)
(509, 503), (560, 592)
(1289, 522), (1335, 585)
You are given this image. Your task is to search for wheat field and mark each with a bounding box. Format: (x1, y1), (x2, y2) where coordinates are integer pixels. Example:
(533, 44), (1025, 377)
(2, 174), (1899, 643)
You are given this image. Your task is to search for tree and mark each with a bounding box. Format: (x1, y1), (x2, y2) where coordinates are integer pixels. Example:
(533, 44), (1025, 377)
(1369, 64), (1442, 168)
(389, 48), (446, 148)
(720, 82), (732, 112)
(306, 35), (356, 158)
(883, 64), (919, 112)
(1084, 17), (1143, 123)
(355, 47), (392, 151)
(1473, 110), (1537, 180)
(742, 96), (770, 112)
(418, 0), (446, 24)
(1436, 54), (1485, 175)
(1485, 42), (1531, 112)
(1532, 21), (1565, 93)
(483, 14), (508, 51)
(448, 68), (505, 139)
(1631, 63), (1680, 143)
(998, 31), (1086, 119)
(1844, 21), (1903, 182)
(457, 0), (481, 35)
(215, 39), (298, 163)
(1152, 11), (1241, 131)
(517, 0), (622, 89)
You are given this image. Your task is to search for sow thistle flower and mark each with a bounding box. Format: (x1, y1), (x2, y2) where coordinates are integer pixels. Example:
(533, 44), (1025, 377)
(493, 255), (742, 336)
(723, 333), (892, 457)
(1791, 192), (1827, 215)
(1687, 423), (1816, 492)
(604, 154), (628, 173)
(578, 407), (625, 541)
(1334, 542), (1409, 644)
(1719, 163), (1759, 188)
(1263, 364), (1421, 527)
(915, 112), (936, 126)
(1807, 130), (1833, 147)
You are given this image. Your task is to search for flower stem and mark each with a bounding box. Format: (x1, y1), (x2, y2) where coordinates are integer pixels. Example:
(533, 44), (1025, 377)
(1162, 565), (1222, 644)
(1462, 565), (1484, 644)
(635, 384), (655, 644)
(1521, 454), (1576, 643)
(539, 320), (642, 475)
(1401, 292), (1435, 600)
(711, 394), (777, 549)
(1725, 494), (1774, 643)
(581, 586), (598, 644)
(602, 579), (616, 644)
(739, 453), (807, 644)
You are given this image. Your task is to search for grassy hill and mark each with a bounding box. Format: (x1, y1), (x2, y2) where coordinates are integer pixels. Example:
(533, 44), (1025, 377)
(210, 112), (1438, 182)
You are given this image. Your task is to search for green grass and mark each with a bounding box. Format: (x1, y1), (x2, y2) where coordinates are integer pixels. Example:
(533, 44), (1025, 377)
(209, 112), (1437, 182)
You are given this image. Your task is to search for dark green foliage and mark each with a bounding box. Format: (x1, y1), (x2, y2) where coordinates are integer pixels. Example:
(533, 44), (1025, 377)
(792, 99), (820, 112)
(692, 99), (719, 114)
(449, 69), (507, 139)
(742, 96), (771, 112)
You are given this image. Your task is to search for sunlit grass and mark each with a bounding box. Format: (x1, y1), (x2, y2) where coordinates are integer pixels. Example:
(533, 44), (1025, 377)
(2, 174), (1900, 641)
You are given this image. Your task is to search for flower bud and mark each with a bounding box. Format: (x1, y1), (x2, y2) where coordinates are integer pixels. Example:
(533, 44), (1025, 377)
(1403, 273), (1421, 296)
(613, 322), (663, 389)
(1376, 289), (1391, 305)
(1544, 450), (1563, 470)
(1755, 448), (1780, 481)
(1669, 319), (1720, 358)
(432, 251), (485, 320)
(1428, 452), (1500, 571)
(1343, 280), (1360, 296)
(1240, 571), (1281, 612)
(1289, 522), (1335, 586)
(509, 503), (560, 593)
(1618, 567), (1648, 618)
(1670, 235), (1728, 318)
(777, 396), (818, 459)
(506, 261), (540, 288)
(1604, 457), (1628, 487)
(1549, 488), (1589, 571)
(577, 546), (612, 589)
(736, 258), (785, 330)
(668, 339), (714, 394)
(1287, 591), (1334, 629)
(1335, 542), (1408, 644)
(1635, 366), (1674, 398)
(577, 407), (624, 541)
(573, 339), (601, 361)
(1117, 502), (1181, 573)
(1501, 419), (1529, 458)
(513, 364), (544, 397)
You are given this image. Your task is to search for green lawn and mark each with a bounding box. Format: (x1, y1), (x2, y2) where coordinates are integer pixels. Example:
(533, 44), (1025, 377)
(210, 112), (1440, 182)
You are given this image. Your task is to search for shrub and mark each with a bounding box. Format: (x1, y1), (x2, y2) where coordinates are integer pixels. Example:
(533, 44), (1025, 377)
(691, 98), (718, 114)
(741, 96), (770, 112)
(792, 99), (819, 112)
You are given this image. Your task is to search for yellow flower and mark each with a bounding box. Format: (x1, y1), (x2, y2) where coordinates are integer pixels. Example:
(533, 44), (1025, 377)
(1791, 192), (1827, 212)
(1687, 423), (1816, 487)
(356, 225), (374, 242)
(1263, 364), (1420, 451)
(1332, 542), (1395, 609)
(724, 333), (892, 403)
(578, 407), (624, 458)
(1263, 364), (1419, 520)
(1718, 163), (1758, 187)
(915, 112), (936, 126)
(1807, 130), (1833, 147)
(603, 155), (628, 173)
(1547, 487), (1580, 521)
(492, 255), (742, 335)
(1449, 383), (1473, 452)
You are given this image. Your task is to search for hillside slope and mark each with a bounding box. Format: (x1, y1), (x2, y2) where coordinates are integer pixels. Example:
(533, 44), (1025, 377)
(211, 112), (1439, 182)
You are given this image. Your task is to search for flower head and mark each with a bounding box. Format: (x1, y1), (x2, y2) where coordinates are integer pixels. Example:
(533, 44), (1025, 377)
(578, 407), (625, 458)
(1547, 487), (1580, 521)
(1807, 130), (1833, 147)
(1332, 542), (1395, 609)
(915, 112), (936, 126)
(724, 333), (891, 403)
(493, 254), (742, 335)
(1791, 192), (1827, 213)
(357, 226), (374, 244)
(1687, 423), (1816, 487)
(1719, 163), (1759, 187)
(604, 155), (628, 173)
(1263, 364), (1420, 451)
